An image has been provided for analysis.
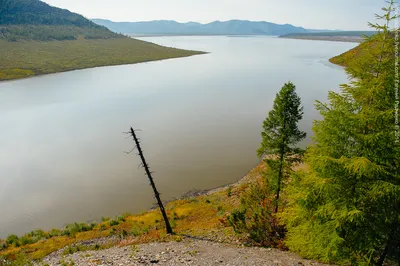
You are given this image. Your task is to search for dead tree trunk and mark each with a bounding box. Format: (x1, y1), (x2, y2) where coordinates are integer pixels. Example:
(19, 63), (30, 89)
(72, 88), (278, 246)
(129, 127), (173, 234)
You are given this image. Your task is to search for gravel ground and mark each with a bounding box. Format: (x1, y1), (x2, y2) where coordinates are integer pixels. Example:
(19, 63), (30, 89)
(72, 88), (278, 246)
(39, 238), (329, 266)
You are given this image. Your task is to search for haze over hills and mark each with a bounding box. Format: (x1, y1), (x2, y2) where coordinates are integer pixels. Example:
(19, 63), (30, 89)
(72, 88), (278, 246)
(92, 19), (309, 36)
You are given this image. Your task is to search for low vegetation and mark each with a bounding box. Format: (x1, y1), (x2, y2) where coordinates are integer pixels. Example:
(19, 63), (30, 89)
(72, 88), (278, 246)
(0, 37), (203, 81)
(0, 164), (266, 264)
(329, 38), (375, 67)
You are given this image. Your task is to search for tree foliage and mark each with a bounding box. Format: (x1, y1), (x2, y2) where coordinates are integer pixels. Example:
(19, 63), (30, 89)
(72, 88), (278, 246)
(281, 1), (400, 265)
(258, 81), (306, 212)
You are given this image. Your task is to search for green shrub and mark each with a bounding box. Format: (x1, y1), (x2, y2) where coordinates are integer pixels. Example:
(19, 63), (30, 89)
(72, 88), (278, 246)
(228, 176), (286, 247)
(19, 235), (35, 246)
(101, 217), (110, 222)
(227, 187), (232, 197)
(109, 219), (120, 226)
(6, 234), (19, 245)
(0, 241), (7, 251)
(116, 215), (126, 222)
(130, 223), (149, 237)
(48, 229), (61, 238)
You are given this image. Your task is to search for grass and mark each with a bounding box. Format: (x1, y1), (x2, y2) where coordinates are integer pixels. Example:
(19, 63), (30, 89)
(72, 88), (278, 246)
(0, 163), (265, 265)
(0, 36), (204, 81)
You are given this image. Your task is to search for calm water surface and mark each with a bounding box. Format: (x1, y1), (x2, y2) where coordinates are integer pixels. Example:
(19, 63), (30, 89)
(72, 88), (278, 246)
(0, 36), (356, 237)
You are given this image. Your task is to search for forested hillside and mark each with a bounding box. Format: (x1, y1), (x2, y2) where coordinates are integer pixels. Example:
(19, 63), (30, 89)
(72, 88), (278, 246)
(0, 0), (120, 40)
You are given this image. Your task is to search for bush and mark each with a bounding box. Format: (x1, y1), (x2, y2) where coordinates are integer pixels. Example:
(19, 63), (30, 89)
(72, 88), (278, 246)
(5, 234), (19, 245)
(227, 187), (232, 197)
(0, 241), (7, 251)
(48, 229), (61, 238)
(131, 223), (149, 237)
(18, 235), (35, 246)
(109, 219), (120, 226)
(228, 176), (286, 247)
(101, 217), (110, 222)
(61, 222), (95, 237)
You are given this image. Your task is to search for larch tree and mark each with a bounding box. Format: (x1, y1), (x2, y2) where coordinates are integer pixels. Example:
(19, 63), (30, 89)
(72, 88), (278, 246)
(228, 81), (306, 247)
(282, 1), (400, 265)
(257, 81), (306, 213)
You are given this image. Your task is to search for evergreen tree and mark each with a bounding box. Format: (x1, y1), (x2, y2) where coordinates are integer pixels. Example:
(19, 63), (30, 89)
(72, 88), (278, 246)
(282, 1), (400, 265)
(258, 81), (306, 213)
(228, 82), (306, 246)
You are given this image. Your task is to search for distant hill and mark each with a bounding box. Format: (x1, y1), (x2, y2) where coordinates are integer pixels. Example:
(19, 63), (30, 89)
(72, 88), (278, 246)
(0, 0), (121, 40)
(0, 0), (203, 80)
(91, 19), (308, 36)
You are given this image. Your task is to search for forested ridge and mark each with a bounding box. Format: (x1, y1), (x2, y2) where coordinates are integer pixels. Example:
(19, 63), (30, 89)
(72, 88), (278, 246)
(0, 0), (121, 40)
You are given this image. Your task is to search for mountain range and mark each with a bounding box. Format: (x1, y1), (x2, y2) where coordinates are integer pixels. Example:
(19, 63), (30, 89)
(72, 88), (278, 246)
(92, 19), (309, 36)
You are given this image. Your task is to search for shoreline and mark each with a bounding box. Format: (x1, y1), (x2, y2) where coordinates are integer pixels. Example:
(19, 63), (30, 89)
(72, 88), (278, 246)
(1, 161), (263, 239)
(279, 35), (363, 43)
(0, 161), (267, 262)
(0, 53), (205, 83)
(0, 37), (205, 82)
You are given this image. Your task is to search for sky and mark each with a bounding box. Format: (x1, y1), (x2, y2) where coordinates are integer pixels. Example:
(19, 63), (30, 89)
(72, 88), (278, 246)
(43, 0), (386, 31)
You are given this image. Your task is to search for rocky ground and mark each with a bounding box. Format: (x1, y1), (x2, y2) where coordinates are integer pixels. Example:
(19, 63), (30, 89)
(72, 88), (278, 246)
(39, 237), (329, 266)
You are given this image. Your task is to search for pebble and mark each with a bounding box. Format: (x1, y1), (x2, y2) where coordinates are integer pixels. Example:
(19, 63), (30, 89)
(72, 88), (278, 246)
(36, 238), (330, 266)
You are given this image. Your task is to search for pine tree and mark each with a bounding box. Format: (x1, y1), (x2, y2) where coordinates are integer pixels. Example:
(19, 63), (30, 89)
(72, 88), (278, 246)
(282, 1), (400, 265)
(258, 81), (306, 213)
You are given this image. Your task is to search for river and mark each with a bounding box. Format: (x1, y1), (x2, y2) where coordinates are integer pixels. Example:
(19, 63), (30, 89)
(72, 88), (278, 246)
(0, 36), (356, 237)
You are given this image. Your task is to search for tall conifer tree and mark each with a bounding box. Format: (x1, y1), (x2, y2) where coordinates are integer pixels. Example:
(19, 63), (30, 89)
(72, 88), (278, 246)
(282, 1), (400, 265)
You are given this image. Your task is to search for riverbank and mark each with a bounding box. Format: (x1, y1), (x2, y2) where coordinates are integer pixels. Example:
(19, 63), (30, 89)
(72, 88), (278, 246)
(0, 162), (262, 263)
(280, 35), (363, 43)
(0, 38), (204, 81)
(0, 161), (327, 265)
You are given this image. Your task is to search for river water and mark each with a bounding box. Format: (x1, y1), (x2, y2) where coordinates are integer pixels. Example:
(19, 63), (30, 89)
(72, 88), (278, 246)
(0, 36), (356, 237)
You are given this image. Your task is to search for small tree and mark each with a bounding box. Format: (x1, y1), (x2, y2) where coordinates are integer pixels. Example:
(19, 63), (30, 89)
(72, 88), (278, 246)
(228, 82), (305, 247)
(257, 81), (306, 213)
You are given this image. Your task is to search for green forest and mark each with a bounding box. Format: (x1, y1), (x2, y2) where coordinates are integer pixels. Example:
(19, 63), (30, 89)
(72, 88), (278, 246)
(228, 2), (399, 265)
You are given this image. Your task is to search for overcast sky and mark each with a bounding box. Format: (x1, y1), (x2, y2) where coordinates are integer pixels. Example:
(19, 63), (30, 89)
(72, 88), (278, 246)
(43, 0), (386, 30)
